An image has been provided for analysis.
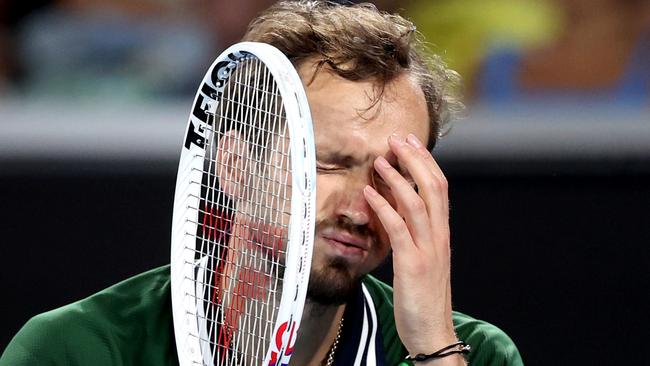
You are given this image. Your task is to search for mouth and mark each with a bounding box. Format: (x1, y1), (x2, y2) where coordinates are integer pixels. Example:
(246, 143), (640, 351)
(320, 230), (369, 258)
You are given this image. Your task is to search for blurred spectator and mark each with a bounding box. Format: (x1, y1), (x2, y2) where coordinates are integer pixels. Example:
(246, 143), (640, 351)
(0, 0), (10, 93)
(4, 0), (403, 99)
(14, 0), (216, 99)
(477, 0), (650, 104)
(1, 0), (53, 93)
(4, 0), (281, 99)
(407, 0), (562, 97)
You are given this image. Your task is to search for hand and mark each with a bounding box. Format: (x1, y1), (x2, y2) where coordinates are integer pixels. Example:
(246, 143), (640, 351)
(363, 133), (460, 361)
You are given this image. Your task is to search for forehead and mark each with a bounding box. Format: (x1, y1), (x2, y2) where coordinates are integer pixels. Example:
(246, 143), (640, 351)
(296, 63), (430, 155)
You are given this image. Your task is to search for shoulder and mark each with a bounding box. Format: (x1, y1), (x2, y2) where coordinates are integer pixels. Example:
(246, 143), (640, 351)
(0, 266), (175, 366)
(361, 275), (523, 366)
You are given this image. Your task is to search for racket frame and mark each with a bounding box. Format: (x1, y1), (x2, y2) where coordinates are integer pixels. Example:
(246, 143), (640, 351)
(170, 42), (316, 366)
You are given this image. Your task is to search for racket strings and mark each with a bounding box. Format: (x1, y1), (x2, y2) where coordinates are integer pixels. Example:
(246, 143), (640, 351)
(187, 224), (288, 261)
(189, 56), (292, 365)
(231, 58), (289, 365)
(182, 266), (282, 302)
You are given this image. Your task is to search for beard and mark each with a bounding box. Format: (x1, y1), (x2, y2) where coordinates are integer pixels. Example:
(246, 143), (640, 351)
(305, 216), (379, 305)
(306, 256), (359, 305)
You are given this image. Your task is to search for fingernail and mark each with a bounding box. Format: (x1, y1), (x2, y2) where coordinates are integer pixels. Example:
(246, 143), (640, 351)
(364, 185), (378, 197)
(376, 156), (391, 169)
(406, 134), (423, 148)
(389, 133), (404, 145)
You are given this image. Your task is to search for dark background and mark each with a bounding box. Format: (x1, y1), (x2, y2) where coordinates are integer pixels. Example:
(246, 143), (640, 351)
(2, 0), (650, 364)
(2, 156), (648, 365)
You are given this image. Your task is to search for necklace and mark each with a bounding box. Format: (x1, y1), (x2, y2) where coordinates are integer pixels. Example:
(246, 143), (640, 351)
(324, 316), (344, 366)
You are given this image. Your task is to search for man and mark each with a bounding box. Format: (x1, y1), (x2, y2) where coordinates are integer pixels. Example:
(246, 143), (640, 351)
(1, 1), (522, 365)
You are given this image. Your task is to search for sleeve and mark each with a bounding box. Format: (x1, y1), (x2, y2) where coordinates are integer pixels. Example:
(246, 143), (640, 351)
(454, 314), (524, 366)
(0, 310), (116, 366)
(1, 314), (67, 366)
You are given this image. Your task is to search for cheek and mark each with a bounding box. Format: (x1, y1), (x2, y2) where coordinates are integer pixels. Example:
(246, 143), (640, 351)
(314, 174), (344, 217)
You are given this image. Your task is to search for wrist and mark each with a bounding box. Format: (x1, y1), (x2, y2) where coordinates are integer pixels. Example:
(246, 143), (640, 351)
(405, 330), (458, 356)
(412, 354), (467, 366)
(405, 341), (470, 365)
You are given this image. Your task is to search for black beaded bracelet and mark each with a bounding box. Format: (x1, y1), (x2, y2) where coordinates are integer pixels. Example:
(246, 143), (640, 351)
(405, 341), (471, 362)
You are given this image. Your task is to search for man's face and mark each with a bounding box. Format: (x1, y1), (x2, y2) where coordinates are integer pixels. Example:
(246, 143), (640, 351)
(297, 63), (430, 304)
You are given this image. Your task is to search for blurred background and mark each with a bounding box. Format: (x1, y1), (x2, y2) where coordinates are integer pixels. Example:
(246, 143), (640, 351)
(1, 0), (649, 364)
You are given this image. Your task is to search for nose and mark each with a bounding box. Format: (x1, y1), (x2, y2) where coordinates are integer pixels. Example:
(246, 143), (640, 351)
(334, 178), (372, 226)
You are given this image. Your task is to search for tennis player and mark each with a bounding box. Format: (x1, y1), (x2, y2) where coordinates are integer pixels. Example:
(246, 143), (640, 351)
(1, 1), (523, 365)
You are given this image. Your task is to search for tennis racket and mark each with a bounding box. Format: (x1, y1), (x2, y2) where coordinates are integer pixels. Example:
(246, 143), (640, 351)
(171, 42), (316, 366)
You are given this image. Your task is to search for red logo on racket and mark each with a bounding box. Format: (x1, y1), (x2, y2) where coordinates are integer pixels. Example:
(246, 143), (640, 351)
(268, 320), (297, 366)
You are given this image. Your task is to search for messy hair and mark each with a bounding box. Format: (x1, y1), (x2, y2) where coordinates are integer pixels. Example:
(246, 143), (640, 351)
(242, 0), (463, 149)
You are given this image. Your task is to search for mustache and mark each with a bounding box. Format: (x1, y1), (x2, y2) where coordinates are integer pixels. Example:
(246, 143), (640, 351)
(315, 216), (378, 244)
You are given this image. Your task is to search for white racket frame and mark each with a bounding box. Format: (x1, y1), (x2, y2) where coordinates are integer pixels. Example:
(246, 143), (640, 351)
(171, 42), (316, 366)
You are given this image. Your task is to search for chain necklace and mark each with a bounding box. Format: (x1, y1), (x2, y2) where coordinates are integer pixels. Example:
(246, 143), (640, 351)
(324, 316), (344, 366)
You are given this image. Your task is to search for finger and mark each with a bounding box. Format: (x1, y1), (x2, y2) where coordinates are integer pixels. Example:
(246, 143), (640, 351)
(404, 134), (449, 213)
(388, 135), (448, 228)
(388, 135), (451, 263)
(362, 184), (416, 254)
(372, 155), (433, 250)
(405, 134), (446, 182)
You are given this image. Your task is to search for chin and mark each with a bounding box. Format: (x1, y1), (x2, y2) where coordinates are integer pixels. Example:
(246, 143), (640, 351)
(306, 256), (360, 305)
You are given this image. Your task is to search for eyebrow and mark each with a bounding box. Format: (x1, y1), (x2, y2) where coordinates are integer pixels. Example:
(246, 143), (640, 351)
(316, 151), (362, 167)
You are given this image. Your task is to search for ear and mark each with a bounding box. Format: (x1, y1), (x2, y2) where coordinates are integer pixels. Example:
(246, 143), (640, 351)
(215, 130), (251, 200)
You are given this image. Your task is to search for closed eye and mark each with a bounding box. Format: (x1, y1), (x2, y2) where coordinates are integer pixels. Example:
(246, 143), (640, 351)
(316, 151), (358, 172)
(316, 163), (344, 173)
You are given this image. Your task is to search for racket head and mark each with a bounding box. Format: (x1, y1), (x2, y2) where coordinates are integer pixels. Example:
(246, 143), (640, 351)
(171, 42), (316, 366)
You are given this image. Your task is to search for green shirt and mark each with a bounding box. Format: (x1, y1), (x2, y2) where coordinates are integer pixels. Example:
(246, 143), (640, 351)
(362, 276), (523, 366)
(1, 266), (522, 365)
